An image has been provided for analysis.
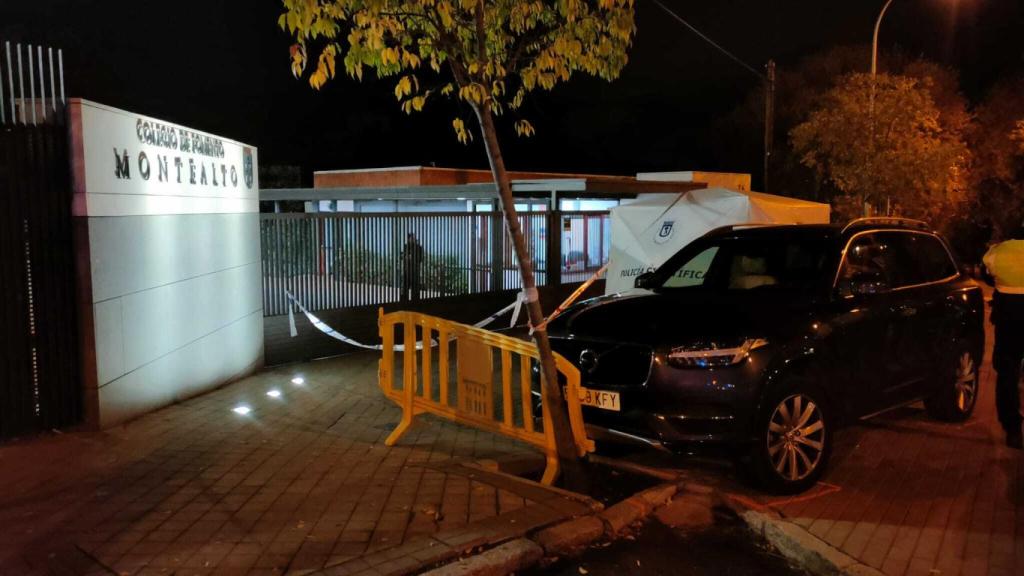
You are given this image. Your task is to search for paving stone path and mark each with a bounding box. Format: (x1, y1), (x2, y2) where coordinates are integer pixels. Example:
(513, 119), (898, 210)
(753, 312), (1023, 576)
(0, 353), (590, 576)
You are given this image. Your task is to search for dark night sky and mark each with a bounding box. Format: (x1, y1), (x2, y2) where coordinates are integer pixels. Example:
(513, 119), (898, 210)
(2, 1), (1022, 184)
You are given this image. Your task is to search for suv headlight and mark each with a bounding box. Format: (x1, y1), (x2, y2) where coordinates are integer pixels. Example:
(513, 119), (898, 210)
(667, 338), (769, 368)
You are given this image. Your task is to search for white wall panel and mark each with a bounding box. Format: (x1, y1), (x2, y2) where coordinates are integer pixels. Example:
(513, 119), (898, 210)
(97, 311), (263, 427)
(93, 299), (124, 387)
(88, 213), (260, 303)
(118, 262), (261, 375)
(77, 193), (258, 217)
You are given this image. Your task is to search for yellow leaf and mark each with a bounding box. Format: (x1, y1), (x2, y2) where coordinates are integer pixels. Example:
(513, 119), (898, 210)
(289, 44), (306, 79)
(453, 117), (473, 144)
(402, 50), (422, 68)
(394, 76), (412, 100)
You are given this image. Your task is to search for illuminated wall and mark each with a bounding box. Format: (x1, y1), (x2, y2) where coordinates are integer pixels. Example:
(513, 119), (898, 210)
(69, 99), (263, 427)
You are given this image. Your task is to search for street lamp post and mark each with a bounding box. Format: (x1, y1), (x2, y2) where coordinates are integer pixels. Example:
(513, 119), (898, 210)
(871, 0), (896, 77)
(868, 0), (896, 216)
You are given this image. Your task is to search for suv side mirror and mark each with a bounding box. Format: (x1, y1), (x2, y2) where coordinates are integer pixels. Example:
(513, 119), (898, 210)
(635, 271), (655, 289)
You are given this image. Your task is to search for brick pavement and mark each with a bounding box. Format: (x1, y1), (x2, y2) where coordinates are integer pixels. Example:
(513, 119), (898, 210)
(0, 352), (591, 576)
(755, 315), (1024, 576)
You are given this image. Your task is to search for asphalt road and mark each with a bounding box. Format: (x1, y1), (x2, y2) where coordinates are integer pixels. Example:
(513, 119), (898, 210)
(524, 504), (808, 576)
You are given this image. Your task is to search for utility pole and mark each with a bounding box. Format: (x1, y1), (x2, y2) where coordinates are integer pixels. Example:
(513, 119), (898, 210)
(763, 60), (776, 193)
(649, 0), (775, 192)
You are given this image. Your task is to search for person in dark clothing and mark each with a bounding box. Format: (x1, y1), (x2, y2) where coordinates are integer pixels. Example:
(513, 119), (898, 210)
(400, 232), (424, 303)
(983, 222), (1024, 449)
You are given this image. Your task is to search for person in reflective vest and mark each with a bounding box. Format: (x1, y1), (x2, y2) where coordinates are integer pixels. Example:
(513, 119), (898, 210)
(983, 223), (1024, 449)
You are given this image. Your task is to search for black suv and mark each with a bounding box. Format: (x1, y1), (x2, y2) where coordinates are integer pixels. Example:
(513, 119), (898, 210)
(547, 218), (985, 493)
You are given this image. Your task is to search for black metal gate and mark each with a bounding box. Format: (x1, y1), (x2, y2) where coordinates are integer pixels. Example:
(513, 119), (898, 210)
(0, 41), (80, 439)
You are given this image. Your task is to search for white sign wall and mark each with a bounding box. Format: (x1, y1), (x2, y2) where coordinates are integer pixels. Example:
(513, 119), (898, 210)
(69, 99), (263, 428)
(72, 99), (258, 216)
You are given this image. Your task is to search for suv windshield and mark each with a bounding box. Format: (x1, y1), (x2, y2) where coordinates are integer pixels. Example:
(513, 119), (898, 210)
(656, 235), (830, 292)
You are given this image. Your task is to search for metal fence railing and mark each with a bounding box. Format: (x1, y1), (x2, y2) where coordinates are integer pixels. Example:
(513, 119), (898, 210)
(261, 210), (610, 316)
(2, 41), (66, 126)
(0, 41), (80, 439)
(560, 211), (610, 283)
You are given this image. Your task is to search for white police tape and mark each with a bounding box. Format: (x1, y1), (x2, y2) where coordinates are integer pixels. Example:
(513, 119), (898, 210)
(471, 293), (526, 330)
(510, 290), (524, 328)
(285, 290), (525, 351)
(530, 263), (607, 335)
(286, 290), (390, 351)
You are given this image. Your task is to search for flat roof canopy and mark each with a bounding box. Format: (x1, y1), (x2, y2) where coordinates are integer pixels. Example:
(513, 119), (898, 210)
(260, 177), (707, 203)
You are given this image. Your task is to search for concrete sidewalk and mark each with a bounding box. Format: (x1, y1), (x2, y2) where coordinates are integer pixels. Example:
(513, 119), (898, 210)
(0, 353), (592, 576)
(749, 321), (1023, 576)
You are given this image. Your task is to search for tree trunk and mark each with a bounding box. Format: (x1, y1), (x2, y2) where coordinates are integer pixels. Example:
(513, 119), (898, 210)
(470, 101), (585, 487)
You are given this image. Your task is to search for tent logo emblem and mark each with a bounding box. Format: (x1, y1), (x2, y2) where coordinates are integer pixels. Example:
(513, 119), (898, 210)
(655, 220), (675, 244)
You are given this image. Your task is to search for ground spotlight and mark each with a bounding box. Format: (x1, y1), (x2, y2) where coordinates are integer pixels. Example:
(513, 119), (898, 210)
(291, 376), (305, 386)
(232, 405), (252, 415)
(266, 389), (282, 398)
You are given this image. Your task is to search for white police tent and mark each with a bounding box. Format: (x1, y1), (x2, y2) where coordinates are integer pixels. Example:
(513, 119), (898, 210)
(605, 187), (831, 294)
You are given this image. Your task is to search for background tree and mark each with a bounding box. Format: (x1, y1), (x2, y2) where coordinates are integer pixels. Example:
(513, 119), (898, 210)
(715, 46), (970, 203)
(967, 77), (1024, 245)
(790, 72), (969, 226)
(278, 0), (636, 483)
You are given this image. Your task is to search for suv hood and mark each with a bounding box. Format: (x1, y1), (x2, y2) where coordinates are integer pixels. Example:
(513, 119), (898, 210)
(551, 288), (816, 346)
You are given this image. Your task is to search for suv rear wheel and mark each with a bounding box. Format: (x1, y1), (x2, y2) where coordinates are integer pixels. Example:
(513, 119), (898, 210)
(750, 383), (832, 494)
(925, 348), (979, 422)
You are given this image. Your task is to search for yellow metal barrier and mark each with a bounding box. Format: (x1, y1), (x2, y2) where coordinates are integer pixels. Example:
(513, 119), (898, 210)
(378, 309), (594, 485)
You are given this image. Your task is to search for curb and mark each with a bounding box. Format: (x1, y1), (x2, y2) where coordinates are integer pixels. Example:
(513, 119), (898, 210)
(533, 515), (606, 555)
(530, 482), (679, 556)
(420, 539), (544, 576)
(723, 496), (885, 576)
(417, 471), (885, 576)
(419, 480), (682, 575)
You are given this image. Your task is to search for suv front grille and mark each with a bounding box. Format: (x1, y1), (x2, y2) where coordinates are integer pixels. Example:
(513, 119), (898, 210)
(551, 339), (653, 388)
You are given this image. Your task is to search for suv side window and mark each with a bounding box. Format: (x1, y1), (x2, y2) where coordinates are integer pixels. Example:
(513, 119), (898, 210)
(659, 236), (829, 291)
(837, 231), (957, 296)
(868, 231), (957, 288)
(837, 233), (900, 296)
(662, 246), (719, 288)
(892, 233), (957, 285)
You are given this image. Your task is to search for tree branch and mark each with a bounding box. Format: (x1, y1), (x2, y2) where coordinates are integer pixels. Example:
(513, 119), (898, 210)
(475, 0), (487, 66)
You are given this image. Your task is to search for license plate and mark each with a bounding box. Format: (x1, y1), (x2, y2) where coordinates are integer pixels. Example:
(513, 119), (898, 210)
(564, 385), (621, 412)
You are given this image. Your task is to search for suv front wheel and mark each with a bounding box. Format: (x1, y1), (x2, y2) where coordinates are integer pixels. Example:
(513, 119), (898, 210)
(925, 348), (979, 422)
(750, 383), (833, 494)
